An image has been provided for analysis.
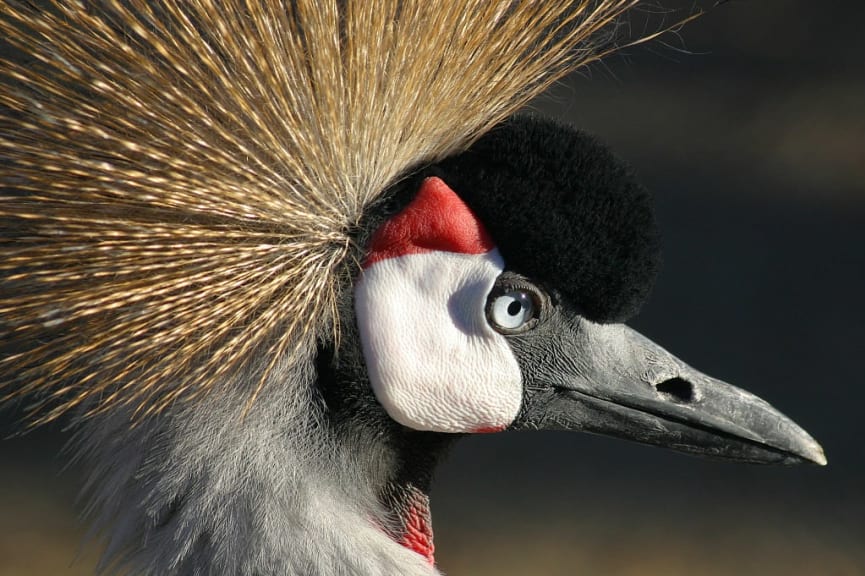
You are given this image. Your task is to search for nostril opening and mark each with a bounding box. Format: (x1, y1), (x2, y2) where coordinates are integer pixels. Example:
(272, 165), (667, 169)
(656, 377), (694, 403)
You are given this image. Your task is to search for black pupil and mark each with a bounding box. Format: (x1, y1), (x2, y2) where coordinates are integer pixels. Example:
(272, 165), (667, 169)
(507, 299), (522, 316)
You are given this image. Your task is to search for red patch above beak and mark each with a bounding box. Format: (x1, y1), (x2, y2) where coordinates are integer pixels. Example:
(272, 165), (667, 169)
(363, 176), (495, 268)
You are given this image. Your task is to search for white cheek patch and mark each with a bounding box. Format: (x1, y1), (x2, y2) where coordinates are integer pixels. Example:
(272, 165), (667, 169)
(355, 249), (523, 433)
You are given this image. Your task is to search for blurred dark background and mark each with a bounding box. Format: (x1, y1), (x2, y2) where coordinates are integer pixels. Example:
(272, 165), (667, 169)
(2, 2), (864, 575)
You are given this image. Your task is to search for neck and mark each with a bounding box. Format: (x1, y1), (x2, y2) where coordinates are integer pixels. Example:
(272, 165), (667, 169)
(316, 340), (459, 565)
(75, 350), (449, 576)
(374, 432), (455, 565)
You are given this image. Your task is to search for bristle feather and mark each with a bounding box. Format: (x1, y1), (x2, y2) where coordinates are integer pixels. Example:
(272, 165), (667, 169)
(1, 0), (698, 424)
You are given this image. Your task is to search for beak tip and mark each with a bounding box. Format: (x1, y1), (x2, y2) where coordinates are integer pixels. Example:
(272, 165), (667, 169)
(790, 434), (827, 466)
(808, 444), (828, 467)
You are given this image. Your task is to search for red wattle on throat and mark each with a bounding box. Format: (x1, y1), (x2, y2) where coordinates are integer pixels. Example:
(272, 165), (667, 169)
(363, 176), (494, 268)
(398, 489), (435, 565)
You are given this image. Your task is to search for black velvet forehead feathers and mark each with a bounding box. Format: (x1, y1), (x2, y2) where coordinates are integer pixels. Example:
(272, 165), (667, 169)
(425, 115), (660, 322)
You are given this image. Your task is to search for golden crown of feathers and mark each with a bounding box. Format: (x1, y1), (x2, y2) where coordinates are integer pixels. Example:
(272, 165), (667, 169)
(0, 1), (701, 425)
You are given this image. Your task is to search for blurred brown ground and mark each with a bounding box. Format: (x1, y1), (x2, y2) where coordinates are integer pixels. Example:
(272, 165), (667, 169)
(2, 1), (864, 575)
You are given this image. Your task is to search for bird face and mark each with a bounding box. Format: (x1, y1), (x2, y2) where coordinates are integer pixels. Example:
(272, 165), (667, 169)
(353, 116), (825, 466)
(355, 175), (522, 433)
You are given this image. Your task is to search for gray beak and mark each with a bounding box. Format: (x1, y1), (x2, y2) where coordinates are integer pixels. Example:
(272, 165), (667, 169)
(512, 321), (827, 466)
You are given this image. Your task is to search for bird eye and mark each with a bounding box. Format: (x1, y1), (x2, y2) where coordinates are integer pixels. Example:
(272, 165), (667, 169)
(487, 289), (538, 333)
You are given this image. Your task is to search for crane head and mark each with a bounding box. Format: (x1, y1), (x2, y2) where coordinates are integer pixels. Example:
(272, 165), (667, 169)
(345, 115), (825, 466)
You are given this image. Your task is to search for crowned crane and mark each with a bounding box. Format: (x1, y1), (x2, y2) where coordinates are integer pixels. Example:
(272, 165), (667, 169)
(0, 2), (825, 575)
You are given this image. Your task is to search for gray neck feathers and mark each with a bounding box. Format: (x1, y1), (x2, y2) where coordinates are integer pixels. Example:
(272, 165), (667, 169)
(73, 351), (439, 576)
